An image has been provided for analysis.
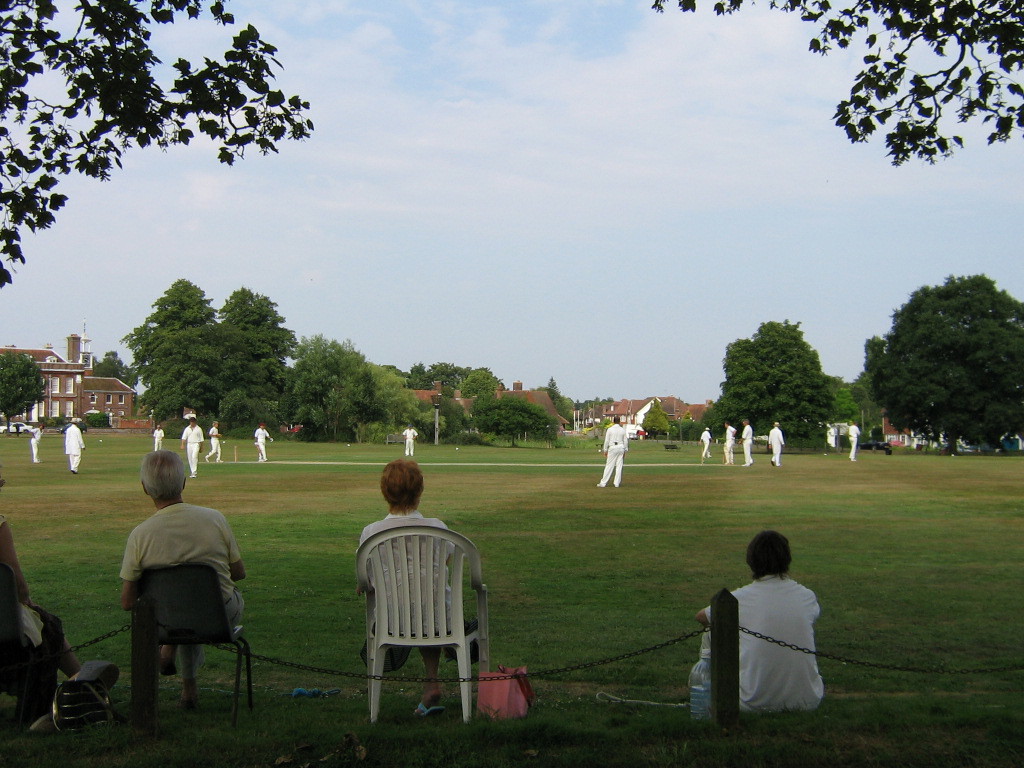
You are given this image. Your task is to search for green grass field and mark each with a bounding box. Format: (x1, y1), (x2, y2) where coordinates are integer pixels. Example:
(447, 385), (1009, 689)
(1, 434), (1021, 767)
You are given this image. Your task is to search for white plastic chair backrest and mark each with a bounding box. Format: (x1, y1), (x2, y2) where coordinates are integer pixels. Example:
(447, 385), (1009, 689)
(357, 526), (481, 640)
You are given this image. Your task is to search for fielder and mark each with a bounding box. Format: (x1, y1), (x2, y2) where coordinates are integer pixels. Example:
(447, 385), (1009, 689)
(597, 416), (629, 488)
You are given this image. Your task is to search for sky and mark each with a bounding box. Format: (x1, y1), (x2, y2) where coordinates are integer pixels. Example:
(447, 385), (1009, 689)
(2, 0), (1022, 404)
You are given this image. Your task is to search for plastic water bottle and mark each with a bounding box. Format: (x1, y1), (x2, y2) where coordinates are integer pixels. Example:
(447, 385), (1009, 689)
(688, 649), (711, 720)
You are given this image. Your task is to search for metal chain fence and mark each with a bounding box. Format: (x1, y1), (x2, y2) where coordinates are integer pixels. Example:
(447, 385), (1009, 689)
(3, 623), (1022, 684)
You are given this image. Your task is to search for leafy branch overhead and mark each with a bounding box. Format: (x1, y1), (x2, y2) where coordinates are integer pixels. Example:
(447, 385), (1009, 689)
(653, 0), (1024, 164)
(0, 0), (313, 286)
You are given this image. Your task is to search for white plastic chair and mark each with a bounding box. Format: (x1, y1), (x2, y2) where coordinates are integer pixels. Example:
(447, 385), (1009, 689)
(356, 525), (489, 722)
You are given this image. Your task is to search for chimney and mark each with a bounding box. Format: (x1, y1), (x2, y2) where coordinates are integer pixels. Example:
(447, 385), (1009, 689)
(67, 334), (81, 363)
(433, 381), (443, 392)
(513, 381), (523, 391)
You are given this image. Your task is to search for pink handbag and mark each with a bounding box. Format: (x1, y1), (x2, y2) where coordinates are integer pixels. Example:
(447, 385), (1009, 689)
(477, 665), (535, 719)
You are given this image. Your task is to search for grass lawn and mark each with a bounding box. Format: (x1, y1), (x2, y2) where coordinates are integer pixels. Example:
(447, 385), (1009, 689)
(0, 434), (1021, 767)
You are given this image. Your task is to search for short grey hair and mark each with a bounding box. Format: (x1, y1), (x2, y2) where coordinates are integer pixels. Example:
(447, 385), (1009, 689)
(140, 450), (186, 501)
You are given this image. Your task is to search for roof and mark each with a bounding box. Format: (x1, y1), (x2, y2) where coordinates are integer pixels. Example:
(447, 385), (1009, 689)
(2, 347), (69, 364)
(83, 376), (134, 393)
(496, 388), (568, 425)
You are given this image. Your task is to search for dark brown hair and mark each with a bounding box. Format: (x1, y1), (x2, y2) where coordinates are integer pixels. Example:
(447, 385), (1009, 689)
(380, 459), (424, 513)
(746, 530), (792, 579)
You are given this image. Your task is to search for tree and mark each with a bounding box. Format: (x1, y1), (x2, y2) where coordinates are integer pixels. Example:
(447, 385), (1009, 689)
(284, 335), (374, 441)
(473, 396), (554, 446)
(653, 0), (1024, 164)
(832, 387), (860, 423)
(91, 351), (137, 387)
(0, 351), (43, 426)
(216, 287), (296, 422)
(849, 371), (884, 437)
(0, 1), (313, 287)
(865, 274), (1024, 448)
(126, 280), (220, 418)
(643, 399), (671, 438)
(405, 362), (471, 393)
(715, 320), (832, 440)
(460, 368), (504, 399)
(540, 377), (575, 422)
(123, 279), (220, 420)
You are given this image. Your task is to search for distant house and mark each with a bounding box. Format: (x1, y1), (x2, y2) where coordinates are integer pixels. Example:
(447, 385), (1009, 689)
(496, 381), (568, 429)
(597, 396), (714, 437)
(410, 381), (475, 414)
(2, 334), (137, 426)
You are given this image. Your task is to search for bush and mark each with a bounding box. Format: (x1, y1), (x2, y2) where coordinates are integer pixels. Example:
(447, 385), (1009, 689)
(84, 412), (110, 428)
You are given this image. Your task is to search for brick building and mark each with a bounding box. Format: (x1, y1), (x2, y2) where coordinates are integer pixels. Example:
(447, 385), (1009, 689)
(2, 334), (137, 426)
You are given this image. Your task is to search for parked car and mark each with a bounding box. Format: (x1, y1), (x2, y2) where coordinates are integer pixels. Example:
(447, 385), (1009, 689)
(859, 440), (892, 455)
(3, 421), (29, 434)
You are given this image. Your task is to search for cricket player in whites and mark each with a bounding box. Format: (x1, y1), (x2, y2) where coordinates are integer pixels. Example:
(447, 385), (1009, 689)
(597, 416), (629, 488)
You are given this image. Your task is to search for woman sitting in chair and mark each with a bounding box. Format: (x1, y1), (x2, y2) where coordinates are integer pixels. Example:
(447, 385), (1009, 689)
(357, 459), (453, 717)
(0, 465), (82, 723)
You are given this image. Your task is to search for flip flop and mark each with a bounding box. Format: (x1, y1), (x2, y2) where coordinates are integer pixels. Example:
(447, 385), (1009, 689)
(414, 702), (446, 717)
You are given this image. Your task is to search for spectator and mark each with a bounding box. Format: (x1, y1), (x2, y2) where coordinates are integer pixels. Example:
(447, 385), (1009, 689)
(695, 530), (824, 712)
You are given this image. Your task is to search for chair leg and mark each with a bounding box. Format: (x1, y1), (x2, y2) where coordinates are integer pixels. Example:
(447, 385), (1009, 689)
(368, 647), (385, 723)
(231, 644), (243, 728)
(456, 647), (472, 723)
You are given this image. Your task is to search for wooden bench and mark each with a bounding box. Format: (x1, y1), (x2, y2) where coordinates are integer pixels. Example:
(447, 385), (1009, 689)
(385, 434), (404, 445)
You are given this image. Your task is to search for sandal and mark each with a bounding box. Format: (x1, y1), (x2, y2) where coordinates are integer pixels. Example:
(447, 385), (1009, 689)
(414, 702), (445, 717)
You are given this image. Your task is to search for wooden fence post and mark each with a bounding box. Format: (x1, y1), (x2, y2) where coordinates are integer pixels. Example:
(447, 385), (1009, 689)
(709, 588), (739, 728)
(130, 594), (160, 737)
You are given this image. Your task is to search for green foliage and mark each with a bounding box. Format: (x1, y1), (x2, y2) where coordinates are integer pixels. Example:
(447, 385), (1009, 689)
(123, 280), (220, 420)
(91, 351), (137, 387)
(643, 399), (671, 437)
(541, 376), (575, 422)
(652, 0), (1024, 164)
(832, 387), (860, 422)
(0, 350), (44, 423)
(472, 395), (555, 446)
(850, 370), (883, 434)
(217, 287), (296, 401)
(284, 335), (384, 441)
(715, 320), (832, 440)
(865, 274), (1024, 447)
(406, 361), (471, 393)
(677, 417), (705, 441)
(84, 411), (110, 428)
(460, 367), (503, 399)
(124, 281), (296, 422)
(0, 1), (312, 287)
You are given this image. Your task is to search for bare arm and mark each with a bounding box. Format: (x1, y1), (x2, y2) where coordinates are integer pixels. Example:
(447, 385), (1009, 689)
(695, 608), (710, 626)
(0, 520), (31, 603)
(121, 580), (138, 611)
(229, 559), (246, 582)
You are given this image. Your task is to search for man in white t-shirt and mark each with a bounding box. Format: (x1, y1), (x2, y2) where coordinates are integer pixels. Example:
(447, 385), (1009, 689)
(64, 422), (85, 474)
(206, 421), (222, 463)
(696, 530), (824, 712)
(597, 416), (629, 488)
(723, 422), (737, 465)
(27, 424), (43, 463)
(699, 427), (712, 464)
(848, 422), (861, 461)
(741, 419), (755, 467)
(402, 425), (419, 457)
(120, 450), (246, 709)
(254, 423), (272, 462)
(153, 425), (165, 452)
(180, 416), (203, 479)
(768, 422), (785, 467)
